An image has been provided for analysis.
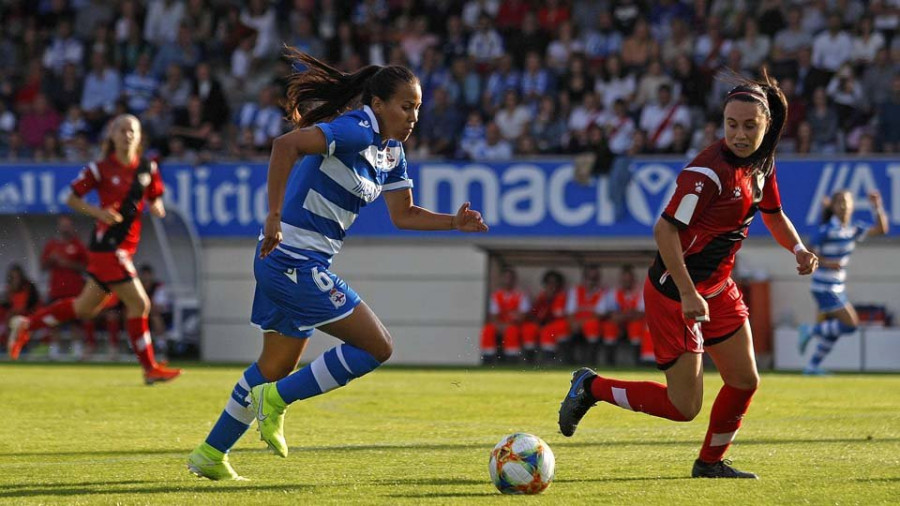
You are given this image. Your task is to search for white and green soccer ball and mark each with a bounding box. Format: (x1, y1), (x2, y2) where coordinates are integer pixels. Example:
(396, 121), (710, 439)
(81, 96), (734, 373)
(488, 433), (555, 495)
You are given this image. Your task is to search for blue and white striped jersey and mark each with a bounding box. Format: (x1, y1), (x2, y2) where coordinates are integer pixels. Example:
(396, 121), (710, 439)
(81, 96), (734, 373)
(809, 216), (871, 293)
(276, 105), (412, 264)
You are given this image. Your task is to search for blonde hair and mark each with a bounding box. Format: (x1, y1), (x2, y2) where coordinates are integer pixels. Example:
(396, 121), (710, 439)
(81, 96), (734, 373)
(99, 114), (143, 160)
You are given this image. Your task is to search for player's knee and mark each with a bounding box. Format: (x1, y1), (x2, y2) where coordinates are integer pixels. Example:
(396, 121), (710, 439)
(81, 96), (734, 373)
(371, 333), (393, 363)
(257, 360), (295, 381)
(678, 399), (703, 421)
(731, 371), (760, 392)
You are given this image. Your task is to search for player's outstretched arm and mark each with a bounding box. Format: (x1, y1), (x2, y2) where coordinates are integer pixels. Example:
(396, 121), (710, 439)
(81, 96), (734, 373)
(259, 127), (328, 258)
(761, 210), (818, 275)
(384, 190), (489, 232)
(868, 191), (890, 236)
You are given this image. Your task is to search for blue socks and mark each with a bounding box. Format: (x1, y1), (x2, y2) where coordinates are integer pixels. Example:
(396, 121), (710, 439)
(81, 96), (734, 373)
(808, 319), (858, 369)
(205, 363), (267, 453)
(275, 344), (381, 404)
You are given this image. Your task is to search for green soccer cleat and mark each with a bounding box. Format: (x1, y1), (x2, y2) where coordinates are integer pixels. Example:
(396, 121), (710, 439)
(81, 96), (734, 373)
(187, 443), (245, 481)
(250, 382), (289, 458)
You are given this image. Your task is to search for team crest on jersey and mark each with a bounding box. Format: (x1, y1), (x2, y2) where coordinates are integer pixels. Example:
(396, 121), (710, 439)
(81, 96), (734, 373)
(732, 186), (742, 199)
(329, 288), (346, 308)
(138, 173), (151, 187)
(112, 176), (121, 186)
(694, 181), (704, 193)
(361, 145), (402, 172)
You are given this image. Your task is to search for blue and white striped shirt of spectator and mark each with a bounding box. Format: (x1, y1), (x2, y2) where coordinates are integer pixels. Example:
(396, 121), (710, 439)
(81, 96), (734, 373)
(809, 216), (871, 294)
(485, 70), (521, 106)
(275, 105), (412, 264)
(58, 117), (88, 142)
(520, 69), (552, 101)
(123, 72), (159, 114)
(237, 103), (284, 148)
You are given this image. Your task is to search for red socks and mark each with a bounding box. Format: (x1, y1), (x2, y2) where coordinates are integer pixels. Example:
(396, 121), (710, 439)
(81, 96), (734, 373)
(590, 376), (689, 422)
(698, 384), (756, 463)
(28, 299), (77, 331)
(126, 317), (157, 371)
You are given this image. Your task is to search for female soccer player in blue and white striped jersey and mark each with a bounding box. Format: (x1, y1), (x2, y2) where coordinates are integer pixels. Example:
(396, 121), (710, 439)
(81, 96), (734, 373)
(798, 190), (888, 374)
(187, 51), (488, 480)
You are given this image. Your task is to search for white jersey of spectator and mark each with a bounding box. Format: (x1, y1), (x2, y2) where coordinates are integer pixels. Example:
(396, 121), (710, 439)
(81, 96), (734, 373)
(774, 25), (813, 57)
(568, 103), (603, 134)
(240, 2), (279, 59)
(639, 99), (690, 151)
(595, 73), (636, 111)
(469, 122), (513, 161)
(813, 30), (854, 72)
(462, 0), (500, 30)
(42, 34), (84, 75)
(826, 71), (865, 109)
(596, 111), (636, 155)
(693, 34), (732, 68)
(802, 5), (827, 36)
(143, 0), (185, 45)
(872, 0), (899, 34)
(635, 70), (674, 108)
(736, 34), (771, 70)
(852, 31), (885, 64)
(467, 27), (504, 63)
(494, 104), (532, 141)
(81, 66), (122, 115)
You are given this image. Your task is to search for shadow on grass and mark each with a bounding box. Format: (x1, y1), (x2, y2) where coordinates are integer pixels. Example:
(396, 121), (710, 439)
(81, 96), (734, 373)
(2, 437), (895, 459)
(0, 481), (312, 499)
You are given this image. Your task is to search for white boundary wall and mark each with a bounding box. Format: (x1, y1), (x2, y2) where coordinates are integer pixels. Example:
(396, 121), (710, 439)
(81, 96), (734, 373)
(201, 238), (487, 364)
(200, 237), (899, 366)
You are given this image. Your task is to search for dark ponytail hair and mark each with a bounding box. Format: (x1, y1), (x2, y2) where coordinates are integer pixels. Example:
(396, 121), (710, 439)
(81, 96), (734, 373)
(723, 68), (788, 177)
(284, 48), (419, 128)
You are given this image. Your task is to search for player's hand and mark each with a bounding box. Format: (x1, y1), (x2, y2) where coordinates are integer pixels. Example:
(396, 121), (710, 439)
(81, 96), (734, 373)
(680, 289), (709, 322)
(259, 213), (283, 259)
(97, 206), (123, 225)
(868, 190), (883, 207)
(149, 198), (166, 218)
(796, 248), (818, 275)
(453, 202), (489, 233)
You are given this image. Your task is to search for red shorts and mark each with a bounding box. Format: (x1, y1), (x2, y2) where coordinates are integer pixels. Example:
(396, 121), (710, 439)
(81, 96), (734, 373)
(87, 251), (137, 290)
(644, 277), (748, 370)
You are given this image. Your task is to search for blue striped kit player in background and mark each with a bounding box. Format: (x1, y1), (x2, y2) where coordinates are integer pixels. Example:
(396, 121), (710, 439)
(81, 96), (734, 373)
(188, 50), (489, 480)
(798, 190), (889, 375)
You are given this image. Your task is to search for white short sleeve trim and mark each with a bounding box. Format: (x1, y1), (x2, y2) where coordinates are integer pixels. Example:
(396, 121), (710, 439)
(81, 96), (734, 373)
(683, 166), (722, 194)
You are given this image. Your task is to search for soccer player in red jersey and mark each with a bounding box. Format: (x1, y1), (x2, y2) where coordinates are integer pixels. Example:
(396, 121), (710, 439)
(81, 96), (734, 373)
(558, 71), (819, 478)
(40, 215), (94, 358)
(8, 114), (182, 385)
(480, 267), (533, 364)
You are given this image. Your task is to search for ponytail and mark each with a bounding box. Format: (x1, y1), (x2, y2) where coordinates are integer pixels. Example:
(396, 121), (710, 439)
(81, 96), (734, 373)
(723, 68), (788, 177)
(283, 48), (419, 128)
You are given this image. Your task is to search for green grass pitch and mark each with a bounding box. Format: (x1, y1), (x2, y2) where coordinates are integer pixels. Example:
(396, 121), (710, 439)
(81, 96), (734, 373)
(2, 363), (898, 505)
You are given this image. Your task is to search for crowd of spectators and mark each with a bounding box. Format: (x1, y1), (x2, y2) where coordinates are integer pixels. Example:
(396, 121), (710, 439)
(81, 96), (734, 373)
(1, 0), (900, 168)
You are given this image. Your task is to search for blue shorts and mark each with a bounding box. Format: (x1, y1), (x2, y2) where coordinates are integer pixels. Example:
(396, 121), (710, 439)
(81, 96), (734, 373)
(250, 246), (361, 339)
(811, 289), (849, 314)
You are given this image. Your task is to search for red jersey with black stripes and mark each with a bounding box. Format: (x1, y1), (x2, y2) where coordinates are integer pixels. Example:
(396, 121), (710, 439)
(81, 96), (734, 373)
(649, 139), (782, 300)
(70, 154), (164, 255)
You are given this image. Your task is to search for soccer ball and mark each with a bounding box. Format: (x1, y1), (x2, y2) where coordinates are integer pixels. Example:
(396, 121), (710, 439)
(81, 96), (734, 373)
(488, 433), (555, 494)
